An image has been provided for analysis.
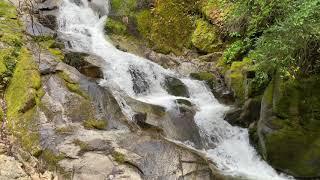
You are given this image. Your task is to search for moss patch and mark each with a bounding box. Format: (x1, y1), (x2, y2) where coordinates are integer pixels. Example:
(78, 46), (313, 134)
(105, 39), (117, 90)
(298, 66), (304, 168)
(32, 36), (64, 61)
(5, 48), (42, 155)
(83, 119), (107, 130)
(55, 126), (74, 135)
(191, 19), (220, 53)
(261, 75), (320, 177)
(58, 72), (89, 99)
(105, 18), (127, 35)
(226, 58), (252, 104)
(112, 151), (126, 164)
(73, 139), (91, 154)
(40, 149), (65, 170)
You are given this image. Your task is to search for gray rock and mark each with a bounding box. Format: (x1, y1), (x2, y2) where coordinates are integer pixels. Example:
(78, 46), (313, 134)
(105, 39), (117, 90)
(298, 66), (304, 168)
(23, 15), (54, 36)
(63, 52), (104, 79)
(38, 14), (57, 30)
(128, 65), (150, 94)
(163, 76), (190, 98)
(125, 97), (203, 148)
(0, 155), (30, 180)
(88, 0), (108, 17)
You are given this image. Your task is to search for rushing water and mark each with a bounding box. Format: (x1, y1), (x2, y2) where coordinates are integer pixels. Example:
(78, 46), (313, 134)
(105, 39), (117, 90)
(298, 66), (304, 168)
(57, 0), (292, 179)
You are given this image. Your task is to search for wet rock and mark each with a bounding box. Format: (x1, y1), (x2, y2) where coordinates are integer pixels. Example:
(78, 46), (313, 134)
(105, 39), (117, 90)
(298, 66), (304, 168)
(224, 97), (261, 128)
(88, 0), (108, 17)
(145, 50), (180, 69)
(70, 0), (83, 6)
(36, 0), (61, 11)
(38, 15), (57, 30)
(176, 99), (193, 107)
(63, 52), (104, 79)
(125, 97), (203, 148)
(190, 71), (234, 105)
(133, 112), (153, 129)
(224, 108), (242, 126)
(128, 65), (150, 94)
(163, 76), (189, 98)
(239, 97), (261, 126)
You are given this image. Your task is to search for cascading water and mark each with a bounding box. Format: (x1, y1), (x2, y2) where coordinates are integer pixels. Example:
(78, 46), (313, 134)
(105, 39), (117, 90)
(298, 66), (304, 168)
(57, 0), (292, 179)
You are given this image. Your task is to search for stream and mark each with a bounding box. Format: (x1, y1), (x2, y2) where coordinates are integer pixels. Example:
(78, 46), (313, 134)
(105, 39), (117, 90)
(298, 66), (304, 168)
(57, 0), (292, 179)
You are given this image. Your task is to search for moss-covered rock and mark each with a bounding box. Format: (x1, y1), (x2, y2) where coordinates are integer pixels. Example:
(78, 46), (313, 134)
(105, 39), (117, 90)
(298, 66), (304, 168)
(108, 0), (200, 55)
(191, 19), (221, 53)
(105, 18), (127, 35)
(258, 75), (320, 177)
(5, 48), (42, 155)
(0, 1), (24, 90)
(224, 58), (252, 104)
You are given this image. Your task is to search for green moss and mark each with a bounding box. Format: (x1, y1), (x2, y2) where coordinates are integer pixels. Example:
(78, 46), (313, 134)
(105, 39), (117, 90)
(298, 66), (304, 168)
(261, 75), (320, 177)
(0, 1), (18, 18)
(5, 48), (42, 155)
(110, 0), (137, 16)
(191, 19), (220, 53)
(105, 18), (127, 35)
(265, 125), (320, 177)
(58, 72), (89, 99)
(41, 149), (65, 170)
(83, 119), (107, 130)
(5, 48), (41, 117)
(136, 10), (152, 38)
(227, 58), (252, 104)
(112, 151), (126, 164)
(73, 139), (91, 153)
(0, 107), (3, 122)
(32, 35), (64, 61)
(0, 1), (25, 88)
(55, 126), (74, 134)
(190, 72), (215, 81)
(141, 0), (197, 54)
(65, 82), (89, 99)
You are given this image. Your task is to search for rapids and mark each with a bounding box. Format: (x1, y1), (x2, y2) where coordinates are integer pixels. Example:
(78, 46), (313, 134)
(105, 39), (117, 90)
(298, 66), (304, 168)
(57, 0), (292, 179)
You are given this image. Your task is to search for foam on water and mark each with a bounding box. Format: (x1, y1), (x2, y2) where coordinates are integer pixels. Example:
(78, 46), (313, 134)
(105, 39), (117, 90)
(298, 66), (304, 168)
(57, 1), (293, 179)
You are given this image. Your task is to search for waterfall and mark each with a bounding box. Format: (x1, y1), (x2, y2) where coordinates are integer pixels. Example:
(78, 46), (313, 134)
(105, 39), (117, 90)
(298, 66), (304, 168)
(57, 0), (292, 179)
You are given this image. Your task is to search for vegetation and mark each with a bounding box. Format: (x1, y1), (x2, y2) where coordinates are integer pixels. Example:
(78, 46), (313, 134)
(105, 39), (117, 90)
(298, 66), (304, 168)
(55, 126), (74, 134)
(83, 119), (107, 130)
(112, 151), (126, 164)
(73, 139), (91, 154)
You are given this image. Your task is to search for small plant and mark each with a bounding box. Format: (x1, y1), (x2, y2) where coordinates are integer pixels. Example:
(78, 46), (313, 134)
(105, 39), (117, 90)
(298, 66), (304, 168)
(83, 119), (107, 130)
(112, 151), (125, 164)
(73, 139), (91, 153)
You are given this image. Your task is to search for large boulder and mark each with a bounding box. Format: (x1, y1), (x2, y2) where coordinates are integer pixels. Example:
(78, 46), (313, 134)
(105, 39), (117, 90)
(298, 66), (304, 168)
(257, 74), (320, 177)
(63, 52), (104, 79)
(127, 97), (204, 148)
(225, 97), (261, 127)
(191, 19), (221, 53)
(190, 71), (234, 105)
(0, 155), (30, 180)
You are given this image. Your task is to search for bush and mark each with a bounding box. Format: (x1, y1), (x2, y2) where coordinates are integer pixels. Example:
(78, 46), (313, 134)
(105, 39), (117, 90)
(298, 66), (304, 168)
(251, 0), (320, 77)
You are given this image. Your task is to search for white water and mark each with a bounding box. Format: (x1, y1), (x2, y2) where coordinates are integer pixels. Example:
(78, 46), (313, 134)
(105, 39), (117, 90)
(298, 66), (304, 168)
(57, 0), (292, 179)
